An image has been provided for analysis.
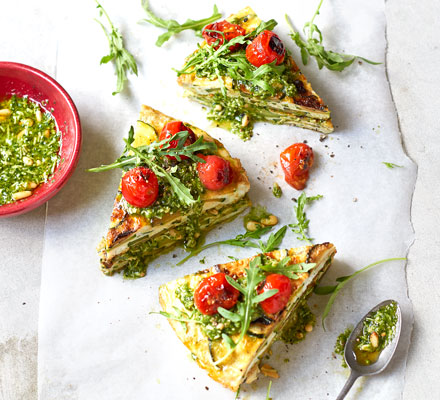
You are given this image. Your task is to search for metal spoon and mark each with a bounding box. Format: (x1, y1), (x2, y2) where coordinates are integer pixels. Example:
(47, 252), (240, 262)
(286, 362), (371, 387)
(336, 299), (402, 400)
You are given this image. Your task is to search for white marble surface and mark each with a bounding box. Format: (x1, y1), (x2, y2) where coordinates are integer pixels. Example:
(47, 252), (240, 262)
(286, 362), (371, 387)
(1, 0), (439, 399)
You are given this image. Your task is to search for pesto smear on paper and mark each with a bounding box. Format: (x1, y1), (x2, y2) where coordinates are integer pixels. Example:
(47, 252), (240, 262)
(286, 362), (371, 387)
(0, 95), (61, 205)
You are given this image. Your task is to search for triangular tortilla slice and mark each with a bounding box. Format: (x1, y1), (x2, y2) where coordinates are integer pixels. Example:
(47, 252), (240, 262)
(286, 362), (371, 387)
(97, 105), (250, 278)
(159, 242), (336, 391)
(177, 7), (334, 138)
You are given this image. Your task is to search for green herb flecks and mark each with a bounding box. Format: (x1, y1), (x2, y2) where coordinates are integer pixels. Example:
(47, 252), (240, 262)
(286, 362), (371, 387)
(89, 127), (216, 207)
(95, 1), (138, 95)
(289, 192), (323, 244)
(382, 162), (403, 169)
(0, 95), (61, 205)
(334, 327), (352, 368)
(285, 1), (380, 71)
(315, 258), (406, 330)
(141, 1), (221, 46)
(214, 256), (279, 365)
(272, 182), (282, 198)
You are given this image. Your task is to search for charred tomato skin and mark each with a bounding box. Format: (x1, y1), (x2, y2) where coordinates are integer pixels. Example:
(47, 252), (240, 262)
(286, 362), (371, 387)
(202, 20), (246, 51)
(259, 273), (292, 315)
(121, 166), (159, 208)
(194, 272), (240, 315)
(159, 121), (197, 161)
(280, 143), (314, 190)
(197, 154), (233, 191)
(246, 30), (286, 67)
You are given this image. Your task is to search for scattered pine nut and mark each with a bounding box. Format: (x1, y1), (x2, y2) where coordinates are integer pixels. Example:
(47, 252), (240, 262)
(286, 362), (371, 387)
(12, 191), (32, 201)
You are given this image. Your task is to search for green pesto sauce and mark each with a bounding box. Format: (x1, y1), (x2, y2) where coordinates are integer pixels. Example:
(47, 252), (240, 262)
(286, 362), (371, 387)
(280, 301), (315, 344)
(121, 159), (205, 220)
(272, 182), (282, 198)
(208, 94), (253, 140)
(0, 95), (61, 205)
(175, 283), (241, 340)
(334, 327), (353, 368)
(243, 204), (271, 230)
(353, 301), (398, 365)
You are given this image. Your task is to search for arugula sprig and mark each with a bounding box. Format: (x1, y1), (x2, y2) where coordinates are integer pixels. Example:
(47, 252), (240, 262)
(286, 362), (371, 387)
(175, 20), (285, 96)
(95, 1), (138, 95)
(285, 0), (380, 71)
(259, 256), (316, 280)
(289, 193), (323, 244)
(89, 127), (217, 206)
(214, 256), (278, 365)
(177, 225), (288, 266)
(315, 257), (406, 330)
(141, 1), (221, 46)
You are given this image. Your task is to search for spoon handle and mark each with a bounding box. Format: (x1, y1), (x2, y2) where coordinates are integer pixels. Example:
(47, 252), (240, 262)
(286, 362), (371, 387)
(335, 370), (360, 400)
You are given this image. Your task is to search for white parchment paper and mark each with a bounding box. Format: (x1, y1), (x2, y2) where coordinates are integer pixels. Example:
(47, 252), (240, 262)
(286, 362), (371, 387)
(38, 0), (416, 398)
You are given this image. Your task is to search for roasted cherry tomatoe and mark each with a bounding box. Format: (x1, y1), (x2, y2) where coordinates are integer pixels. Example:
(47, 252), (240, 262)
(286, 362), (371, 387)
(246, 30), (286, 67)
(121, 166), (159, 208)
(202, 20), (246, 51)
(159, 121), (196, 161)
(258, 274), (292, 315)
(280, 143), (314, 190)
(194, 272), (240, 315)
(197, 154), (233, 191)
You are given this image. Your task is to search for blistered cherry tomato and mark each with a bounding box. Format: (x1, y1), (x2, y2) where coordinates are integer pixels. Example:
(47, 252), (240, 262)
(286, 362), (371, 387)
(197, 154), (233, 191)
(258, 274), (292, 315)
(246, 30), (285, 67)
(121, 166), (159, 208)
(280, 143), (314, 190)
(194, 272), (240, 315)
(159, 121), (197, 161)
(203, 20), (246, 51)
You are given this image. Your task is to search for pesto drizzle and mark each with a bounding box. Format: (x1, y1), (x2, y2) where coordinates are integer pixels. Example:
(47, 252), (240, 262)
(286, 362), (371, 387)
(0, 95), (61, 205)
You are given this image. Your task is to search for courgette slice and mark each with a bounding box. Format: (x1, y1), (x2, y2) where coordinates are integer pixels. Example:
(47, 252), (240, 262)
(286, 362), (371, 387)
(132, 120), (157, 147)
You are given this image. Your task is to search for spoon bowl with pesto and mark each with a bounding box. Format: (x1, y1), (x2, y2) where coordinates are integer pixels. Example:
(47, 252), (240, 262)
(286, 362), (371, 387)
(336, 299), (402, 400)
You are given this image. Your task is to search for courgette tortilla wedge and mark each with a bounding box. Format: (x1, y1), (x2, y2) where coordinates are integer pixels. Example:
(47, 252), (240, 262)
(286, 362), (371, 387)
(97, 105), (251, 279)
(158, 242), (336, 391)
(177, 7), (334, 140)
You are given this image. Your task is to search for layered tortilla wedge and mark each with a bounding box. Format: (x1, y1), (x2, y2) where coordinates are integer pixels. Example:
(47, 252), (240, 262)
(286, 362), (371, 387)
(97, 105), (250, 278)
(177, 7), (334, 138)
(159, 242), (336, 390)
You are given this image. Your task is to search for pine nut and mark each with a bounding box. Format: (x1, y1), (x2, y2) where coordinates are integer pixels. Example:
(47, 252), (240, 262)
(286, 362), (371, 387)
(305, 323), (314, 332)
(261, 215), (278, 226)
(0, 109), (12, 117)
(27, 182), (37, 189)
(12, 191), (32, 201)
(44, 129), (50, 138)
(17, 129), (26, 139)
(214, 104), (223, 111)
(370, 332), (379, 348)
(260, 364), (279, 379)
(35, 110), (42, 122)
(23, 156), (33, 166)
(246, 220), (260, 231)
(241, 114), (250, 127)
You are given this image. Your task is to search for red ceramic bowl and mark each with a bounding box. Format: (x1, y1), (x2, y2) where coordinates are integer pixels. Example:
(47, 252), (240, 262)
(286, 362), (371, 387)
(0, 62), (81, 218)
